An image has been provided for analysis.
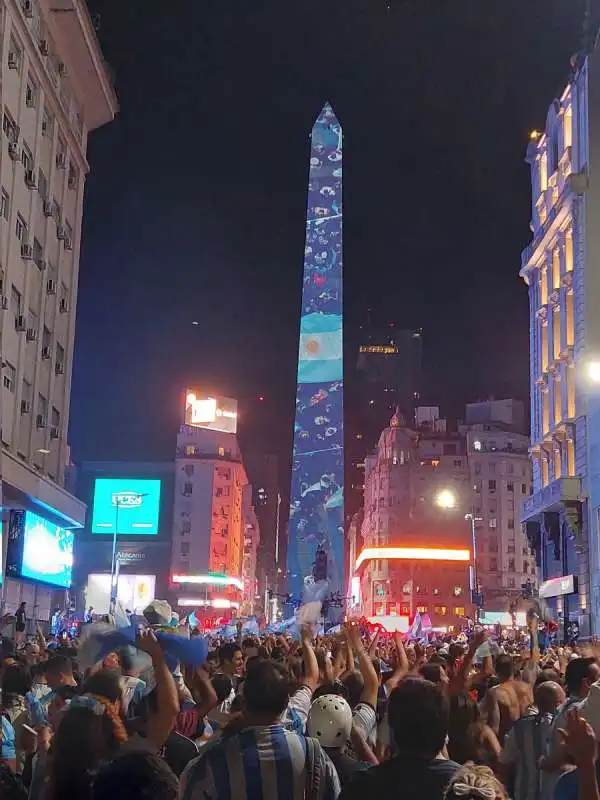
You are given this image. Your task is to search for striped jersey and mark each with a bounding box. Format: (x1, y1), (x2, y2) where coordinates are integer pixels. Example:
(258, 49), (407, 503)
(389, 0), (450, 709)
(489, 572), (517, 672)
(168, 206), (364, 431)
(499, 711), (554, 800)
(180, 724), (341, 800)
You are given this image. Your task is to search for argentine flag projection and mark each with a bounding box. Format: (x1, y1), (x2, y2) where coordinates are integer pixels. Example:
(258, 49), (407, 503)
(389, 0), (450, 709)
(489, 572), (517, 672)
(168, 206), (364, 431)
(286, 103), (344, 625)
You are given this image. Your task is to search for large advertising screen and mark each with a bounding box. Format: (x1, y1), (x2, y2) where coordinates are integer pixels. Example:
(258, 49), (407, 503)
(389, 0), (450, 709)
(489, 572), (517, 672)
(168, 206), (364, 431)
(184, 391), (238, 434)
(91, 478), (161, 536)
(286, 104), (344, 624)
(17, 511), (74, 588)
(86, 573), (156, 615)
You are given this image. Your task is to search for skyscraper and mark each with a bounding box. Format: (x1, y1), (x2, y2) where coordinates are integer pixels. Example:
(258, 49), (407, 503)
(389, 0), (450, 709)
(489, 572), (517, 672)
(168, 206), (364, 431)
(287, 103), (344, 623)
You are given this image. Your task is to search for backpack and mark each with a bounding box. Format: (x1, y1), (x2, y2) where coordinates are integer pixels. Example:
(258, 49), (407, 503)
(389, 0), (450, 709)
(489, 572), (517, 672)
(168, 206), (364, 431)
(304, 737), (322, 799)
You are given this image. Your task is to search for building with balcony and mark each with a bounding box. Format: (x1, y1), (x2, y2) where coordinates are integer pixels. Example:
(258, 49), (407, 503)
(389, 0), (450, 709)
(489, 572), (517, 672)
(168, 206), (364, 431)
(519, 36), (600, 636)
(170, 421), (249, 617)
(0, 0), (117, 620)
(356, 407), (473, 630)
(459, 400), (536, 611)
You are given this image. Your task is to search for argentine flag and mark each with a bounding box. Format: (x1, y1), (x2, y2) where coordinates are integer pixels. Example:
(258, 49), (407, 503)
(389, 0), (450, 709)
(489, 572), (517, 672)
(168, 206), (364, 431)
(297, 312), (342, 384)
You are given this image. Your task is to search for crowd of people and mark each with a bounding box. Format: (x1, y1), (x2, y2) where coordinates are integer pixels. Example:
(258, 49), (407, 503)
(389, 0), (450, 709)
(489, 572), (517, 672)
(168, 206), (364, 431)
(1, 607), (600, 800)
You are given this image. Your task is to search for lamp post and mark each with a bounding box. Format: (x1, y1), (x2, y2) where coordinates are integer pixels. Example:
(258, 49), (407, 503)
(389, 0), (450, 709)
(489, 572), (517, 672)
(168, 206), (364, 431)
(109, 492), (148, 615)
(435, 488), (483, 623)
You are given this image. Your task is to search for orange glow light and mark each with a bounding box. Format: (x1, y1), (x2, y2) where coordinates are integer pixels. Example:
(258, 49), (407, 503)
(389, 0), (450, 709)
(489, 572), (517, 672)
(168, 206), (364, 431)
(355, 546), (471, 570)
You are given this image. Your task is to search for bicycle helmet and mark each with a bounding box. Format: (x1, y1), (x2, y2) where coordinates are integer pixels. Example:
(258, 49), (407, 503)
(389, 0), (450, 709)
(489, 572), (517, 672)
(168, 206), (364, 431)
(307, 693), (353, 748)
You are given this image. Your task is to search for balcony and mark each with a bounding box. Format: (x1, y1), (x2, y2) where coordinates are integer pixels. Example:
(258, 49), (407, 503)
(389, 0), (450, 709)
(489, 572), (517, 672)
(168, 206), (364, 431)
(521, 476), (581, 522)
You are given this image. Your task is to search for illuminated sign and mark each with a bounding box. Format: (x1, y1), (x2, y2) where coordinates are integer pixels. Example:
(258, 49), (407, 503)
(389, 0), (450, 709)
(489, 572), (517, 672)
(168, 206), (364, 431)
(539, 574), (577, 599)
(359, 345), (399, 354)
(91, 478), (161, 536)
(172, 573), (244, 591)
(184, 391), (238, 434)
(177, 597), (239, 609)
(355, 546), (471, 570)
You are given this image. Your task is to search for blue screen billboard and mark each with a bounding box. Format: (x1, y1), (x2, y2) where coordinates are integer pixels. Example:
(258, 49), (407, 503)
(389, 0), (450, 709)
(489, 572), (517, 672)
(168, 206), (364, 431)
(20, 510), (74, 588)
(286, 103), (344, 624)
(91, 478), (161, 536)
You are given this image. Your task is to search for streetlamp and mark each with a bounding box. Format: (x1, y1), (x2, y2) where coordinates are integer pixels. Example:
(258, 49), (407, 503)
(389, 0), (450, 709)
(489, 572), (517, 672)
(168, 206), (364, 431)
(435, 488), (457, 510)
(465, 511), (484, 624)
(109, 492), (148, 614)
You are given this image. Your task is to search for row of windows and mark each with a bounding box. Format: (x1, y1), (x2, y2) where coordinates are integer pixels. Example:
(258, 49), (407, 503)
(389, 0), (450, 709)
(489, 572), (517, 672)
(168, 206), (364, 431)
(1, 368), (60, 428)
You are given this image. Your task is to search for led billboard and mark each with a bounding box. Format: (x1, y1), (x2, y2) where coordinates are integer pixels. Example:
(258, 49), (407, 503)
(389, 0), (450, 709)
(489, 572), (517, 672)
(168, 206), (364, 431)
(286, 104), (344, 624)
(184, 391), (238, 434)
(15, 511), (74, 589)
(91, 478), (161, 536)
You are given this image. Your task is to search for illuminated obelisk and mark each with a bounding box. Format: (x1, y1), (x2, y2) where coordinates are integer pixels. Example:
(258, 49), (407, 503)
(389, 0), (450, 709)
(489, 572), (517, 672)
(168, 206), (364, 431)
(286, 103), (344, 625)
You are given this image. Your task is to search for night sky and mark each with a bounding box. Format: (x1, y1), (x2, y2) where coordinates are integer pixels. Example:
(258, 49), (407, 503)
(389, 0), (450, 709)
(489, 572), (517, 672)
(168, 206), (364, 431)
(70, 0), (586, 470)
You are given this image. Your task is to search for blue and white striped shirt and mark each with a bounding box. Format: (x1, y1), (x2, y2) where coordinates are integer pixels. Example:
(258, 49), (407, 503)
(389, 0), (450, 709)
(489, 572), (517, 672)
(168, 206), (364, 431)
(500, 711), (554, 800)
(180, 724), (341, 800)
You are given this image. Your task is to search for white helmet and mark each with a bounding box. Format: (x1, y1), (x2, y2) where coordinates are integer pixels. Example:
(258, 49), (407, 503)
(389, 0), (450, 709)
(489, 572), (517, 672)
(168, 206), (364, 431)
(307, 694), (353, 748)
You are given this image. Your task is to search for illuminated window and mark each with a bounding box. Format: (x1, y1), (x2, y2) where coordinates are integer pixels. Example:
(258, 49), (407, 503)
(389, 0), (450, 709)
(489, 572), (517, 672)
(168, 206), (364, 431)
(542, 390), (550, 436)
(540, 152), (548, 192)
(565, 230), (573, 272)
(434, 606), (447, 616)
(567, 439), (575, 477)
(554, 374), (562, 426)
(416, 605), (428, 614)
(432, 588), (440, 596)
(453, 586), (463, 596)
(489, 517), (497, 529)
(402, 582), (412, 594)
(218, 446), (225, 457)
(473, 440), (482, 451)
(356, 433), (363, 440)
(554, 444), (562, 479)
(541, 323), (549, 373)
(454, 607), (465, 617)
(553, 306), (561, 361)
(566, 291), (574, 347)
(567, 364), (576, 418)
(400, 605), (410, 615)
(564, 106), (573, 149)
(552, 248), (560, 289)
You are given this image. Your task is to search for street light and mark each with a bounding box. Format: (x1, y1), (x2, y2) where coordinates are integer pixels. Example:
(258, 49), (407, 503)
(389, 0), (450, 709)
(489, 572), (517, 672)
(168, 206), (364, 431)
(586, 360), (600, 384)
(465, 512), (484, 623)
(109, 492), (148, 614)
(435, 488), (457, 510)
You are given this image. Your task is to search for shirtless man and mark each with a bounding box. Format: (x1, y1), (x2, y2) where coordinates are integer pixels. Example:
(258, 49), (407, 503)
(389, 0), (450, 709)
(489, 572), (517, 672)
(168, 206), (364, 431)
(483, 653), (534, 744)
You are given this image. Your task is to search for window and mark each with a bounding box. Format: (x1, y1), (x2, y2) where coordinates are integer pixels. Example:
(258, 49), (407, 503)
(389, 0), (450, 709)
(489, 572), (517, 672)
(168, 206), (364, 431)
(33, 237), (42, 264)
(56, 137), (66, 166)
(489, 463), (496, 474)
(490, 558), (497, 571)
(22, 379), (31, 405)
(217, 446), (225, 457)
(41, 106), (53, 137)
(522, 483), (528, 494)
(508, 558), (515, 572)
(507, 544), (515, 554)
(184, 445), (195, 456)
(25, 75), (37, 108)
(181, 542), (190, 556)
(474, 480), (482, 494)
(474, 463), (481, 475)
(402, 582), (412, 594)
(2, 111), (17, 141)
(52, 196), (61, 222)
(488, 480), (497, 491)
(51, 406), (60, 429)
(1, 189), (9, 221)
(3, 362), (15, 392)
(21, 143), (32, 171)
(65, 219), (73, 241)
(432, 588), (440, 596)
(38, 393), (48, 419)
(416, 605), (428, 614)
(182, 482), (193, 496)
(15, 214), (26, 242)
(38, 168), (47, 201)
(443, 443), (457, 455)
(68, 162), (78, 189)
(489, 539), (498, 552)
(434, 606), (447, 616)
(508, 518), (515, 530)
(453, 459), (462, 467)
(184, 464), (194, 477)
(8, 38), (22, 72)
(11, 285), (21, 318)
(454, 607), (466, 617)
(181, 520), (191, 536)
(40, 327), (51, 352)
(55, 342), (64, 373)
(507, 463), (514, 474)
(489, 517), (497, 529)
(508, 578), (516, 589)
(507, 482), (514, 492)
(27, 308), (38, 336)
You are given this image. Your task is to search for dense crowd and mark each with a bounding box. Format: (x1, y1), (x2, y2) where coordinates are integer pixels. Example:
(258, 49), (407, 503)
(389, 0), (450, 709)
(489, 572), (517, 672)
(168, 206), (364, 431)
(0, 609), (600, 800)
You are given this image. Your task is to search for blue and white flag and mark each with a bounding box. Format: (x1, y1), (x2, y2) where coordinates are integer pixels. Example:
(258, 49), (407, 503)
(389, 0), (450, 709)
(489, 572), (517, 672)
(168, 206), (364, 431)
(408, 612), (422, 640)
(241, 617), (260, 636)
(297, 312), (342, 384)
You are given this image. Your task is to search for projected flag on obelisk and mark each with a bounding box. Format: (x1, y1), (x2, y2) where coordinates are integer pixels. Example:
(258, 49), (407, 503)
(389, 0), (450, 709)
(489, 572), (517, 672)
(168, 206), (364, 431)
(286, 103), (344, 625)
